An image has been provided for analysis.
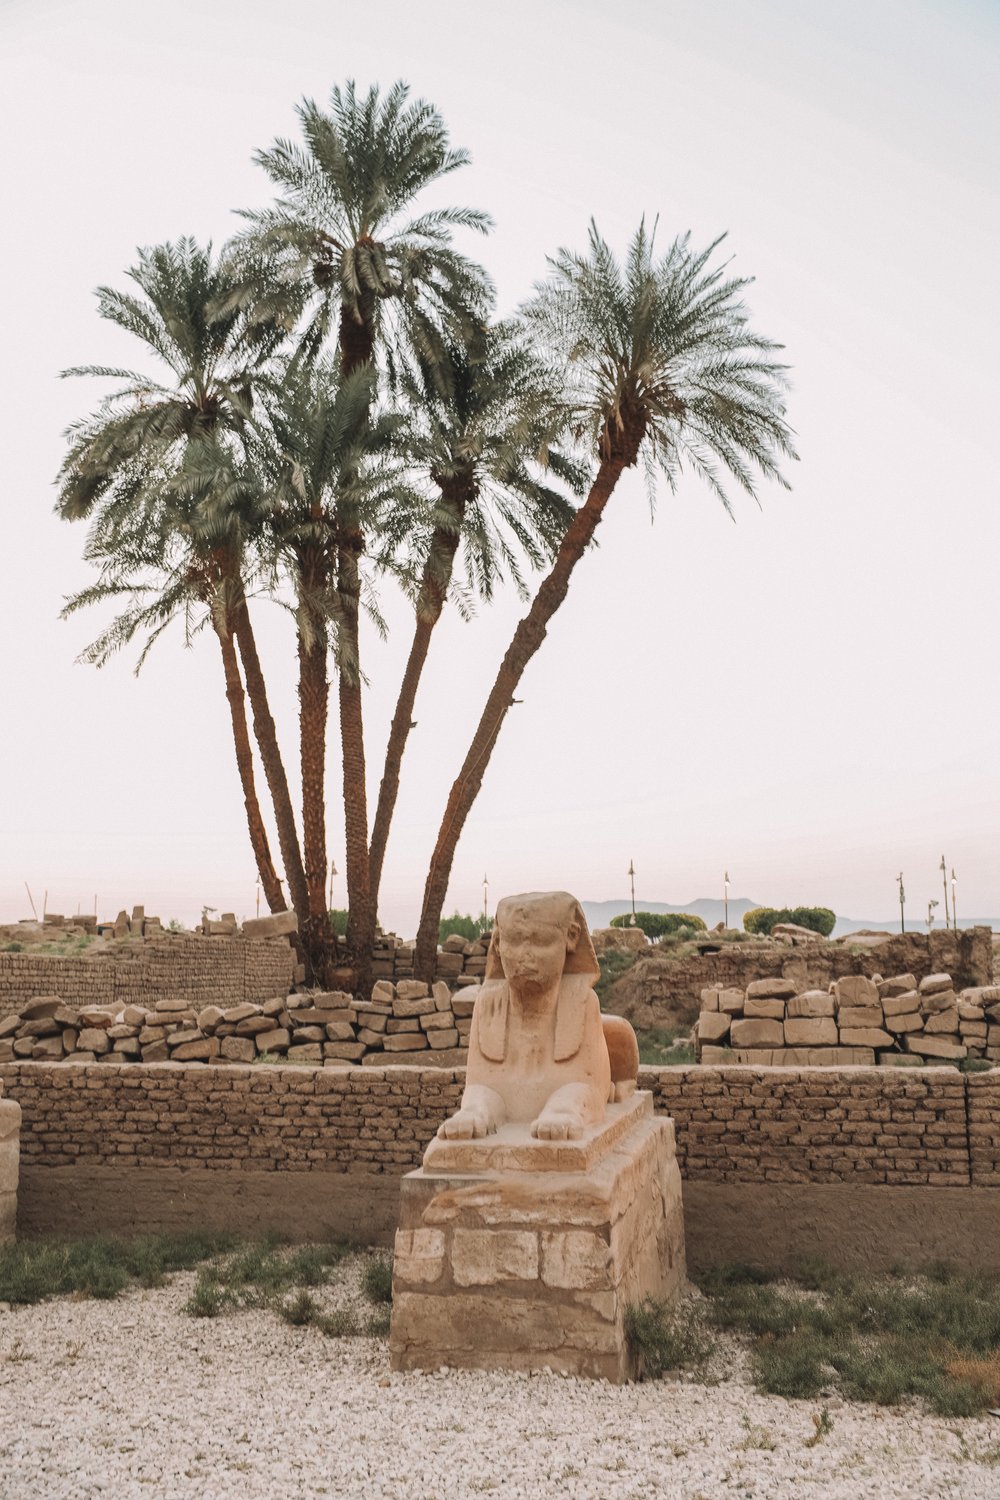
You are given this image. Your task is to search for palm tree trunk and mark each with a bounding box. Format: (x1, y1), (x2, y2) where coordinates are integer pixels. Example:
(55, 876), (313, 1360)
(368, 488), (467, 928)
(413, 439), (641, 980)
(215, 620), (285, 914)
(298, 616), (330, 927)
(233, 599), (310, 920)
(337, 538), (373, 985)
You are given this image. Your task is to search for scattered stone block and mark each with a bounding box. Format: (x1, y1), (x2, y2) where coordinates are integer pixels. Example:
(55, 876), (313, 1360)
(697, 1013), (731, 1043)
(746, 979), (797, 1000)
(919, 973), (953, 996)
(787, 991), (835, 1018)
(784, 1017), (838, 1046)
(730, 1018), (784, 1048)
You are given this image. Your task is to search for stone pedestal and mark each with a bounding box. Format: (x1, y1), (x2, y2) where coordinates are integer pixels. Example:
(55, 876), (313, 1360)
(0, 1093), (21, 1241)
(389, 1093), (685, 1381)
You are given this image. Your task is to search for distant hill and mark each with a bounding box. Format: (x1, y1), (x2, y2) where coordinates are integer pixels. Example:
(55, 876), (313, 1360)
(582, 897), (759, 931)
(582, 898), (996, 939)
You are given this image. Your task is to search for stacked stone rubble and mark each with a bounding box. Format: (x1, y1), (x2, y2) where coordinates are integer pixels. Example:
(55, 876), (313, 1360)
(696, 971), (1000, 1066)
(0, 979), (473, 1068)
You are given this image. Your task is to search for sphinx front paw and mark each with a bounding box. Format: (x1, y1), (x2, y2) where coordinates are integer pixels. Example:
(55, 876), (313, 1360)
(530, 1111), (584, 1141)
(438, 1107), (495, 1140)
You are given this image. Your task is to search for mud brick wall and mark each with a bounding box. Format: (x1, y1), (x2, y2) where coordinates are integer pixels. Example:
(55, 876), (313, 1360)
(2, 1061), (995, 1190)
(2, 1063), (463, 1176)
(0, 937), (294, 1020)
(643, 1067), (971, 1186)
(967, 1071), (1000, 1185)
(616, 927), (993, 1028)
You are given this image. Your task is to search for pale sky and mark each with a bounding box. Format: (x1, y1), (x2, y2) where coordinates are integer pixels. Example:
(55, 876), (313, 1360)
(1, 0), (998, 933)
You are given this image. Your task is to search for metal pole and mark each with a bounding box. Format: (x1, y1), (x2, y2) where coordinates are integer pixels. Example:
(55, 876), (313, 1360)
(897, 872), (905, 934)
(951, 870), (957, 932)
(724, 871), (730, 929)
(627, 860), (636, 922)
(940, 855), (950, 930)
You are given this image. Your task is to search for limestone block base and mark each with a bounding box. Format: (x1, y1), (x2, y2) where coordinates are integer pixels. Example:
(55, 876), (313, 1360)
(389, 1096), (685, 1381)
(0, 1097), (21, 1241)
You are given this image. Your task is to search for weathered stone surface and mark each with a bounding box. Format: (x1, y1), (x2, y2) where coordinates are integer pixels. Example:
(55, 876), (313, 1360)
(882, 991), (921, 1016)
(884, 1012), (924, 1034)
(839, 1028), (893, 1048)
(395, 980), (430, 1002)
(717, 988), (746, 1015)
(744, 997), (786, 1020)
(924, 1008), (960, 1034)
(787, 991), (835, 1018)
(287, 1043), (323, 1062)
(393, 995), (436, 1018)
(699, 987), (720, 1012)
(833, 976), (880, 1007)
(420, 1010), (456, 1032)
(241, 910), (298, 940)
(919, 973), (953, 996)
(697, 1013), (731, 1043)
(878, 974), (918, 997)
(392, 1228), (446, 1284)
(256, 1028), (290, 1053)
(427, 1029), (460, 1050)
(323, 1041), (366, 1061)
(906, 1034), (967, 1059)
(20, 998), (63, 1020)
(746, 979), (797, 1000)
(730, 1018), (784, 1048)
(383, 1033), (429, 1052)
(171, 1038), (220, 1062)
(197, 1006), (224, 1031)
(838, 1005), (884, 1029)
(432, 982), (453, 1012)
(76, 1028), (110, 1054)
(220, 1036), (256, 1063)
(784, 1017), (838, 1047)
(452, 1228), (539, 1285)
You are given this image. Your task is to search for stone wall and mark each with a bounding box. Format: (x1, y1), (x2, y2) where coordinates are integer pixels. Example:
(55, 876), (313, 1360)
(3, 1059), (998, 1190)
(0, 936), (295, 1022)
(613, 927), (993, 1029)
(695, 972), (1000, 1068)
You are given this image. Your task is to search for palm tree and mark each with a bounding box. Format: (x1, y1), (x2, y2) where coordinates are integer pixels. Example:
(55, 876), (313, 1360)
(240, 79), (491, 378)
(59, 441), (286, 913)
(235, 79), (492, 966)
(413, 221), (797, 978)
(367, 319), (584, 927)
(55, 238), (309, 918)
(248, 355), (420, 981)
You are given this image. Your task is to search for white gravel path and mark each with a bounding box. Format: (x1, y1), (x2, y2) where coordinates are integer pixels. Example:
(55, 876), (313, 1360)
(2, 1256), (999, 1500)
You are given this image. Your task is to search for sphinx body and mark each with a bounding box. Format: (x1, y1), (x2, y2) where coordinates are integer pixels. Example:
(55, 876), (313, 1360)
(438, 891), (639, 1142)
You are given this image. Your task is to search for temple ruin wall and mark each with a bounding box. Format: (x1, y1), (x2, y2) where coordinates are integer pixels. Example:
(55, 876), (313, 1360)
(3, 1060), (999, 1271)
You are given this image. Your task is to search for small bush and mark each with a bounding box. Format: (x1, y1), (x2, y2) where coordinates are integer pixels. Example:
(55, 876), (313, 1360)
(610, 912), (706, 939)
(280, 1290), (319, 1326)
(328, 908), (348, 937)
(184, 1274), (232, 1319)
(595, 949), (638, 1007)
(0, 1231), (237, 1306)
(625, 1298), (714, 1380)
(2, 942), (24, 953)
(361, 1256), (393, 1306)
(637, 1027), (695, 1066)
(743, 906), (836, 938)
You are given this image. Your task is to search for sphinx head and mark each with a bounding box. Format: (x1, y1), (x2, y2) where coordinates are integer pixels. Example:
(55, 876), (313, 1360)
(486, 891), (600, 997)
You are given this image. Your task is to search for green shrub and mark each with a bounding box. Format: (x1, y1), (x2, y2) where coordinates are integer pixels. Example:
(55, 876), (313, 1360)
(438, 911), (491, 943)
(328, 908), (348, 936)
(317, 1308), (360, 1338)
(743, 906), (836, 938)
(610, 911), (706, 939)
(625, 1298), (714, 1379)
(361, 1255), (393, 1305)
(2, 942), (24, 953)
(279, 1289), (319, 1326)
(365, 1306), (392, 1338)
(595, 948), (638, 1006)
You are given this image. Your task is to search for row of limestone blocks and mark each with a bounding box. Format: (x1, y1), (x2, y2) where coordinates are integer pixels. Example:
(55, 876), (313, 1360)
(696, 972), (1000, 1067)
(0, 978), (473, 1067)
(374, 930), (490, 985)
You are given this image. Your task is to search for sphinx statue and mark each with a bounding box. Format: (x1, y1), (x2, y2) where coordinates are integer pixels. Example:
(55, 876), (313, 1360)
(438, 890), (639, 1142)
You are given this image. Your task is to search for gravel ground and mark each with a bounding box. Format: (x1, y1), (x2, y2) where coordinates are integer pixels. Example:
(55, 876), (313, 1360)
(2, 1255), (1000, 1500)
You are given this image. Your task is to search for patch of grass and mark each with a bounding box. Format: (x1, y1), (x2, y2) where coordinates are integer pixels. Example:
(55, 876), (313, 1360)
(636, 1026), (695, 1066)
(695, 1263), (1000, 1414)
(279, 1289), (319, 1326)
(362, 1256), (393, 1305)
(183, 1274), (233, 1319)
(365, 1306), (391, 1338)
(625, 1298), (714, 1380)
(317, 1308), (360, 1338)
(2, 941), (24, 953)
(804, 1407), (834, 1447)
(0, 1231), (238, 1306)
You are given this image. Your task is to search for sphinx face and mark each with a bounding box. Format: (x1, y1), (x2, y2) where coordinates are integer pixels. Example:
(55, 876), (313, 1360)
(496, 913), (568, 995)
